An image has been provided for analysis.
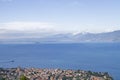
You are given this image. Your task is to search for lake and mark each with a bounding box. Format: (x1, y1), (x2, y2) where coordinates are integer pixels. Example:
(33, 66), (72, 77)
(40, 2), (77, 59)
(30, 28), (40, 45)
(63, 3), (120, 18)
(0, 43), (120, 80)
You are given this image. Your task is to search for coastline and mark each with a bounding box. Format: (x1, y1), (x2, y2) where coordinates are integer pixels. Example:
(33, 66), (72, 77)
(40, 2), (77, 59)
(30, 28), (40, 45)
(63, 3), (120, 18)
(0, 67), (113, 80)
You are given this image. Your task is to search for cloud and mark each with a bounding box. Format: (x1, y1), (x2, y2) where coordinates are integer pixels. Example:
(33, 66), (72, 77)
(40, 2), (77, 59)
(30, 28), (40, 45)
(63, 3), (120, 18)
(0, 21), (61, 39)
(0, 21), (56, 32)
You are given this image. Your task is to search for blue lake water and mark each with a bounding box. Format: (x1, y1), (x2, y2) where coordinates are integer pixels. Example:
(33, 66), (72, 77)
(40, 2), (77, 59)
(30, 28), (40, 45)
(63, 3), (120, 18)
(0, 43), (120, 80)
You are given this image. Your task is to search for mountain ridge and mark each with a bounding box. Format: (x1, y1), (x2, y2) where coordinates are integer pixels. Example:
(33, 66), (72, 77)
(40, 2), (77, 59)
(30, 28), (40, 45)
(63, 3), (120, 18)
(0, 30), (120, 43)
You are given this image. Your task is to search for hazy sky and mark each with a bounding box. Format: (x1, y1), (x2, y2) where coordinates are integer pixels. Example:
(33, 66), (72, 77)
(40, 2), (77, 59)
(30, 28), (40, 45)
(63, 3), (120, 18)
(0, 0), (120, 33)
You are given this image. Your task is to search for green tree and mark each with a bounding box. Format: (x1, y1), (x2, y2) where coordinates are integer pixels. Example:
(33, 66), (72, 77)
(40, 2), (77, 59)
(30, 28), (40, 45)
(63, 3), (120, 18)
(0, 77), (5, 80)
(20, 75), (28, 80)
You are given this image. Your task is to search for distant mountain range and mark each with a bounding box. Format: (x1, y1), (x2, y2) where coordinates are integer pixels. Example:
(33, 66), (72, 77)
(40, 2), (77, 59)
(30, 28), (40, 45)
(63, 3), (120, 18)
(0, 30), (120, 43)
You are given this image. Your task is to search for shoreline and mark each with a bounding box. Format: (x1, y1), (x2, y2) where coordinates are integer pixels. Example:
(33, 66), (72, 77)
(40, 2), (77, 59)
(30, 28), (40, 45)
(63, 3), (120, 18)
(0, 67), (113, 80)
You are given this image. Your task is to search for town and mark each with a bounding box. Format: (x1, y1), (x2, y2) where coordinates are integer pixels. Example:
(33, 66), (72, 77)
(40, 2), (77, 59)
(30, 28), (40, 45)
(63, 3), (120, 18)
(0, 67), (113, 80)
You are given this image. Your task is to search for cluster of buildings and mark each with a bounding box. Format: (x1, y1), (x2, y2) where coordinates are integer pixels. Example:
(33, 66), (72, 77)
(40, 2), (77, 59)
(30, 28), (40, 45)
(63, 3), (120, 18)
(0, 67), (113, 80)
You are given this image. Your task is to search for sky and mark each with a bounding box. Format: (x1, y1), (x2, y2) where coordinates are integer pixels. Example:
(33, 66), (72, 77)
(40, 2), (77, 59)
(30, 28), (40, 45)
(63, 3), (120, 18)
(0, 0), (120, 34)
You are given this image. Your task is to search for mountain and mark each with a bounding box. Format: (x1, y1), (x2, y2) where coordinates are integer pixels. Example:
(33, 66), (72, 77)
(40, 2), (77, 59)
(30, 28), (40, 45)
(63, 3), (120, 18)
(73, 30), (120, 42)
(36, 30), (120, 43)
(0, 30), (120, 43)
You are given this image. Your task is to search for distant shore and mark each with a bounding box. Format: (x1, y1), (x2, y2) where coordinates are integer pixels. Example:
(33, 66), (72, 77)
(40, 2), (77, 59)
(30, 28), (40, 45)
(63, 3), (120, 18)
(0, 67), (113, 80)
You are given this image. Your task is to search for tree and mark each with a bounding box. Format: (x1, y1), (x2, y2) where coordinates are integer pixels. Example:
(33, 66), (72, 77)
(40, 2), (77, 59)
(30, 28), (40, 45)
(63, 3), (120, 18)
(0, 77), (5, 80)
(20, 75), (29, 80)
